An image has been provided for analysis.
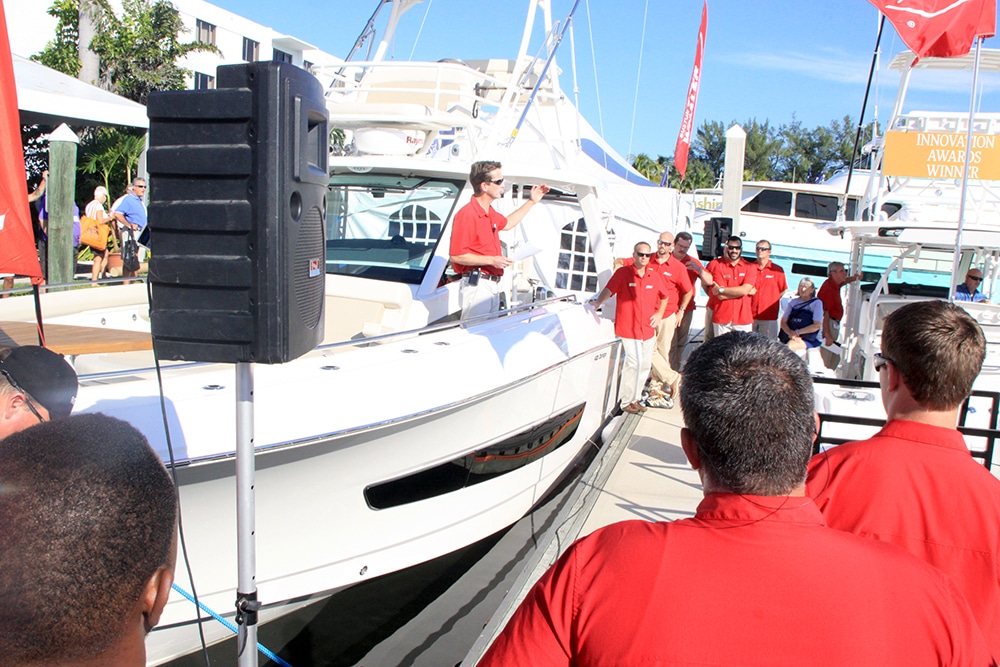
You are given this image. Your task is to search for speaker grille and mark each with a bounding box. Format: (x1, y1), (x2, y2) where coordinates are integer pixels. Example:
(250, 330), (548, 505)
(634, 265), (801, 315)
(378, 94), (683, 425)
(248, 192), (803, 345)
(296, 206), (325, 329)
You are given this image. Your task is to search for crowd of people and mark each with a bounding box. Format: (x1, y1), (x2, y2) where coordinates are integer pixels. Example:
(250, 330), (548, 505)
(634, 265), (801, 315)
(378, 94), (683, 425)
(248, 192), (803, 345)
(4, 164), (1000, 663)
(3, 173), (149, 291)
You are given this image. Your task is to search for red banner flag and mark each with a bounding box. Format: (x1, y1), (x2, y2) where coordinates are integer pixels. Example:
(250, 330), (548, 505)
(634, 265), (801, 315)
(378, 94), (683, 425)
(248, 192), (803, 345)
(672, 0), (708, 182)
(869, 0), (997, 59)
(0, 0), (42, 279)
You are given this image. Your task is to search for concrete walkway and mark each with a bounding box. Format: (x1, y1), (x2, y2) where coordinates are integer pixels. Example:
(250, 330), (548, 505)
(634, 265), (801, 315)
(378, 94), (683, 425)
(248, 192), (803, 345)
(579, 406), (702, 535)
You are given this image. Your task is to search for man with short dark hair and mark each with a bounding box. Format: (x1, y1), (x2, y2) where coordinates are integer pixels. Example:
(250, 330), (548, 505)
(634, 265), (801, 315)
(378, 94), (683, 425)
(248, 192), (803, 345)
(0, 413), (177, 667)
(591, 242), (667, 414)
(449, 161), (550, 318)
(808, 300), (1000, 654)
(0, 346), (78, 439)
(703, 236), (757, 336)
(750, 239), (787, 339)
(956, 268), (989, 302)
(479, 332), (994, 665)
(645, 231), (692, 407)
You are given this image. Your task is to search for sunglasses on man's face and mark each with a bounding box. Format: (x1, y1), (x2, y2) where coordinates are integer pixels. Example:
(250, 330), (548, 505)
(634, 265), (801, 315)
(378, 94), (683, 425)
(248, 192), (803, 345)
(970, 275), (983, 282)
(636, 252), (653, 258)
(726, 245), (742, 251)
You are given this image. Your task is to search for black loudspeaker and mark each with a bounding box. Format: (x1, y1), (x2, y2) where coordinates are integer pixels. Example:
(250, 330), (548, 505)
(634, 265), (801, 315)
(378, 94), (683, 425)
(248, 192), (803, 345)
(146, 62), (328, 364)
(700, 216), (733, 260)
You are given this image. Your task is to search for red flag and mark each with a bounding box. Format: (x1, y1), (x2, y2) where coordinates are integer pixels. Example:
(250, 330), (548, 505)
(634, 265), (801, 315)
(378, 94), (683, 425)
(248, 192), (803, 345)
(869, 0), (997, 59)
(673, 0), (708, 182)
(0, 0), (42, 279)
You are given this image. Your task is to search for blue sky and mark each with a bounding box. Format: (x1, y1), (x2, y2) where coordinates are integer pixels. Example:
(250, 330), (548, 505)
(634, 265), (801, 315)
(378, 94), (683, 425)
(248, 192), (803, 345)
(66, 1), (1000, 161)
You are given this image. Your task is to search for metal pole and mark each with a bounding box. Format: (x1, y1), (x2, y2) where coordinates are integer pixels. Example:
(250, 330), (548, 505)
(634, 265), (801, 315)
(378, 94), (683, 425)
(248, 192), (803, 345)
(235, 361), (259, 667)
(950, 38), (984, 302)
(841, 15), (885, 221)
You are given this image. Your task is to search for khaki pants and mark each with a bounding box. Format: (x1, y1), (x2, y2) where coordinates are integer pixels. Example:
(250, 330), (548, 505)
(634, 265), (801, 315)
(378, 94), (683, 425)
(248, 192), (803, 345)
(669, 308), (694, 371)
(651, 312), (681, 388)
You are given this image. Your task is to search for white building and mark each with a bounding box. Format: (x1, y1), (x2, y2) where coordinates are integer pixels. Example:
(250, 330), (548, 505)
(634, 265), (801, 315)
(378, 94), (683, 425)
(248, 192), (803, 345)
(3, 0), (341, 88)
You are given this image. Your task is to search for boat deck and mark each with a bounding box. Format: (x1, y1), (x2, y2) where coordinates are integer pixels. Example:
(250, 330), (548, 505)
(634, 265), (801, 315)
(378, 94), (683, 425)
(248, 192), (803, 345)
(0, 320), (152, 355)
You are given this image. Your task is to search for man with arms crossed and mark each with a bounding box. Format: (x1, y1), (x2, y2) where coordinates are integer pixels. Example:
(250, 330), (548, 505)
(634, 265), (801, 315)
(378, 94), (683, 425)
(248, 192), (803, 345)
(479, 332), (993, 666)
(449, 161), (550, 318)
(808, 299), (1000, 654)
(591, 242), (667, 414)
(703, 236), (757, 336)
(0, 413), (177, 667)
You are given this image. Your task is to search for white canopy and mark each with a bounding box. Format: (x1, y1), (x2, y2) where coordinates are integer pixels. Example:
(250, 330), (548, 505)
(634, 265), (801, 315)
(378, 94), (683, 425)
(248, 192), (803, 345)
(14, 54), (148, 129)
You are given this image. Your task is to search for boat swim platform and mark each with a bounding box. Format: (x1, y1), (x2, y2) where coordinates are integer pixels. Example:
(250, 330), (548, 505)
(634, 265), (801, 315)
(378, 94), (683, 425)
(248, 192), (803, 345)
(462, 406), (702, 665)
(0, 320), (153, 356)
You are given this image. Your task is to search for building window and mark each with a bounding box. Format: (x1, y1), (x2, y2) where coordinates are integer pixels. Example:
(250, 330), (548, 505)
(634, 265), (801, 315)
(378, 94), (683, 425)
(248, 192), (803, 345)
(196, 19), (216, 45)
(273, 48), (293, 64)
(242, 37), (259, 62)
(556, 218), (598, 292)
(303, 60), (313, 71)
(194, 72), (215, 90)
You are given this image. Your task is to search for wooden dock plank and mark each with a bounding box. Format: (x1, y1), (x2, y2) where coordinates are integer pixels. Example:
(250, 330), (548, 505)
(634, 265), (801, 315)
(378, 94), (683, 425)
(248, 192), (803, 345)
(0, 321), (152, 356)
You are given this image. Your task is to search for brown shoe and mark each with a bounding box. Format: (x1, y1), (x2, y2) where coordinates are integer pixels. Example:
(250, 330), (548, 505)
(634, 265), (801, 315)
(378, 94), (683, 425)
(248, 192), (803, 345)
(622, 402), (641, 414)
(636, 401), (648, 412)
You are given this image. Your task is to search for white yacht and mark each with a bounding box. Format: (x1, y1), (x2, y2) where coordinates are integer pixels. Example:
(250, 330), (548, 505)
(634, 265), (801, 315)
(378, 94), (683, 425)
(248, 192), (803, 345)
(0, 1), (687, 663)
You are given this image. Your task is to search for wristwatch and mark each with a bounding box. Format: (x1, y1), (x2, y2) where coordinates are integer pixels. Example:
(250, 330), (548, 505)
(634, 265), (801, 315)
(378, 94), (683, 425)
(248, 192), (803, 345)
(719, 286), (726, 295)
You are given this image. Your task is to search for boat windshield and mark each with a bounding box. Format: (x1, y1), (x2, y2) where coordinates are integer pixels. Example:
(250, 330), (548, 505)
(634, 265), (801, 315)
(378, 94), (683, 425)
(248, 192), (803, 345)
(325, 174), (464, 284)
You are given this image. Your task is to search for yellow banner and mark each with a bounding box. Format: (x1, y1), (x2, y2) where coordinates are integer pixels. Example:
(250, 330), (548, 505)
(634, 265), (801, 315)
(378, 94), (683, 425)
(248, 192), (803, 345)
(883, 130), (1000, 181)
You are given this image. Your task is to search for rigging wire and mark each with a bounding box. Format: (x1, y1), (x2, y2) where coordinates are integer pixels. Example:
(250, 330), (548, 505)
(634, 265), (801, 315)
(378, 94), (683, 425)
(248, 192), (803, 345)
(627, 0), (650, 162)
(584, 0), (605, 139)
(408, 0), (434, 60)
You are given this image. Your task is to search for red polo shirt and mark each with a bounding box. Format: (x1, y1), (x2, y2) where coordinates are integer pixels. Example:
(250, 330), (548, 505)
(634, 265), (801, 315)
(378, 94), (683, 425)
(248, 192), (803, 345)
(480, 493), (993, 666)
(623, 255), (693, 317)
(808, 419), (1000, 655)
(706, 257), (758, 325)
(449, 197), (508, 277)
(681, 253), (704, 313)
(604, 264), (667, 340)
(817, 277), (844, 322)
(751, 260), (788, 321)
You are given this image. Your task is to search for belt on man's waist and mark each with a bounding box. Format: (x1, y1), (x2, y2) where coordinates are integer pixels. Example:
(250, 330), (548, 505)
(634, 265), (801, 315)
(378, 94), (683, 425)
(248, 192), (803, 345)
(463, 272), (502, 282)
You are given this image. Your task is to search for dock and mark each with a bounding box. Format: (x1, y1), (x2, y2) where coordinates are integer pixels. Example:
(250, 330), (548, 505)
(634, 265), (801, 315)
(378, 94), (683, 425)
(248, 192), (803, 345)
(462, 406), (702, 664)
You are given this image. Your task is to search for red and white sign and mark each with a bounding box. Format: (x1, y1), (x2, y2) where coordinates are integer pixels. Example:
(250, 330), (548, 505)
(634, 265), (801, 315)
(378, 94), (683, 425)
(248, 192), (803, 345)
(673, 0), (708, 182)
(869, 0), (997, 59)
(0, 0), (42, 279)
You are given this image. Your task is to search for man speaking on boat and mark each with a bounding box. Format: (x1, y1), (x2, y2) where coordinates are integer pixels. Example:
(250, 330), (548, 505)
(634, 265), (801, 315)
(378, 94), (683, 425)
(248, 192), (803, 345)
(478, 332), (994, 665)
(450, 161), (550, 318)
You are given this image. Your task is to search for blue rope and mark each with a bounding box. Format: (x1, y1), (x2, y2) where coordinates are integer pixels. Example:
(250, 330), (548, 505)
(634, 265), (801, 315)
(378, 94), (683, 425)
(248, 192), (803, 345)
(171, 583), (294, 667)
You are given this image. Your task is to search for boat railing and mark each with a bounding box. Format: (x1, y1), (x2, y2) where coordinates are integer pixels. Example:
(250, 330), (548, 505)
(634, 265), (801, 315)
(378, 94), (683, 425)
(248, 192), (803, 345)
(814, 376), (999, 470)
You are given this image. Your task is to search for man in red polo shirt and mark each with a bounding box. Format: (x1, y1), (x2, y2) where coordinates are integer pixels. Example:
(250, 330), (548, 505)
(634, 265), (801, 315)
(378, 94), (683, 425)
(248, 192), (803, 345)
(702, 236), (757, 337)
(817, 261), (860, 368)
(480, 332), (993, 666)
(750, 239), (787, 340)
(808, 300), (1000, 655)
(670, 231), (706, 370)
(592, 242), (667, 414)
(644, 232), (692, 407)
(449, 160), (550, 319)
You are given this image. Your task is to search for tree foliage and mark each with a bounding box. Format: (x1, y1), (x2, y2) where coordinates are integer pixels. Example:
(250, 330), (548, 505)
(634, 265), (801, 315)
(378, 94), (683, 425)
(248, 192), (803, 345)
(91, 0), (213, 104)
(641, 115), (881, 191)
(32, 0), (82, 76)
